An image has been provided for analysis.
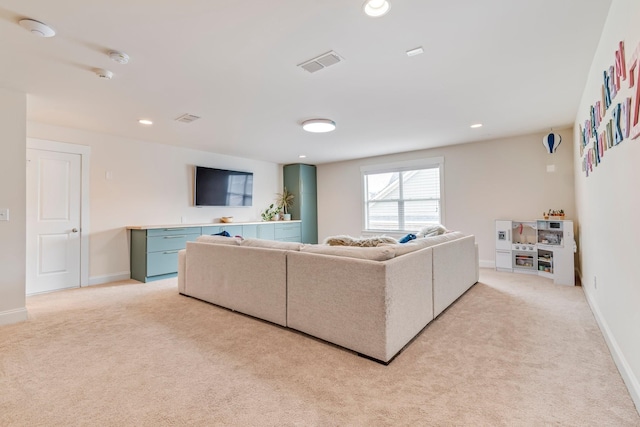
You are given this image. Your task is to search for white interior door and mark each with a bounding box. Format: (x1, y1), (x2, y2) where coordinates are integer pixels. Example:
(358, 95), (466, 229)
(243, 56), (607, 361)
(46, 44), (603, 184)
(26, 149), (82, 295)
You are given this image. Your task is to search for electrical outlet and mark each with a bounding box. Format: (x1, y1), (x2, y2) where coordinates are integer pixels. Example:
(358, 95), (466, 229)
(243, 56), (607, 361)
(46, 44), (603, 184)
(0, 208), (8, 221)
(594, 276), (597, 289)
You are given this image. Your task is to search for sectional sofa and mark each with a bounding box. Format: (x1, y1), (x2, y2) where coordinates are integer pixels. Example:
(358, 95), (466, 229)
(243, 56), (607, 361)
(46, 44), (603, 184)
(177, 231), (478, 363)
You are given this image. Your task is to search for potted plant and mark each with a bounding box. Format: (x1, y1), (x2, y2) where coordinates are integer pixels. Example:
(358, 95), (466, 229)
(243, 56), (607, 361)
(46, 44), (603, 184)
(275, 187), (294, 220)
(261, 204), (281, 221)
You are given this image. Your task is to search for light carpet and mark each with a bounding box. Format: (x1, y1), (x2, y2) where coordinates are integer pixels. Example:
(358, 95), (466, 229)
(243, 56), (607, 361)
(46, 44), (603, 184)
(1, 269), (638, 426)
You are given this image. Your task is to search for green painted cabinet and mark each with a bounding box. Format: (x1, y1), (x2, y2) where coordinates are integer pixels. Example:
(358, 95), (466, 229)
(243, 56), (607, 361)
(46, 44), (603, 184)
(284, 164), (318, 244)
(256, 223), (275, 240)
(129, 221), (301, 282)
(201, 225), (243, 236)
(274, 222), (302, 242)
(130, 227), (201, 282)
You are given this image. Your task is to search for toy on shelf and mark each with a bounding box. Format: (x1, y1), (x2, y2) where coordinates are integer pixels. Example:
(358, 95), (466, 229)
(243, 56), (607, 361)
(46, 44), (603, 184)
(543, 209), (565, 220)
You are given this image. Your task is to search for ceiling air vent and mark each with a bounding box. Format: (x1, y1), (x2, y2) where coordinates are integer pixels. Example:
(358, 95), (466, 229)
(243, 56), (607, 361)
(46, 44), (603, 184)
(298, 51), (343, 73)
(175, 113), (200, 123)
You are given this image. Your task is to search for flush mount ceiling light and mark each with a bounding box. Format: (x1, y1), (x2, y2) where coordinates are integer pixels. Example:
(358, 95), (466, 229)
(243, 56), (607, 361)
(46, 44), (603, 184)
(302, 119), (336, 133)
(363, 0), (391, 17)
(109, 51), (129, 64)
(19, 19), (56, 37)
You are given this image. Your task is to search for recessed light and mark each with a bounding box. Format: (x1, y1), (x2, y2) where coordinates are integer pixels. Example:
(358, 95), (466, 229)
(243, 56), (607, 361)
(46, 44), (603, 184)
(363, 0), (391, 17)
(406, 47), (424, 57)
(299, 155), (307, 159)
(138, 119), (153, 125)
(302, 119), (336, 133)
(19, 19), (56, 37)
(470, 123), (483, 128)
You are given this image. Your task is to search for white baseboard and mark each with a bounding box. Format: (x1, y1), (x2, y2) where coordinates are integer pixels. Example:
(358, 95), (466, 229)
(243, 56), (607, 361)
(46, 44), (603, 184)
(0, 307), (28, 326)
(583, 287), (640, 414)
(479, 260), (495, 269)
(88, 271), (131, 286)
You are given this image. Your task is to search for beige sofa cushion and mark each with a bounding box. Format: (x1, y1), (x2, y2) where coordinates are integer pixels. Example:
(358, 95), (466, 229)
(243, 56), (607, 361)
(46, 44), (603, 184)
(196, 235), (241, 245)
(240, 238), (302, 251)
(390, 231), (467, 256)
(300, 244), (396, 261)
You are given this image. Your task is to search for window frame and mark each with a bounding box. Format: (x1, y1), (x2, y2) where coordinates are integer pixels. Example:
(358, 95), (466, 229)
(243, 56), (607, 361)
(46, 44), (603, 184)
(360, 157), (445, 234)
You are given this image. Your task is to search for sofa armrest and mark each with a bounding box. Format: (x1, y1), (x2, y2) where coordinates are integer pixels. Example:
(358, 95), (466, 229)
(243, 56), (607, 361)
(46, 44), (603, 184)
(178, 249), (186, 294)
(287, 247), (433, 362)
(432, 235), (478, 317)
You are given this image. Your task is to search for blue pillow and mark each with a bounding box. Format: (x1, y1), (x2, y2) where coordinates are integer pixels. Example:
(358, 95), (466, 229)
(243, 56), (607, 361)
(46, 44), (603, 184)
(399, 233), (416, 244)
(213, 230), (231, 237)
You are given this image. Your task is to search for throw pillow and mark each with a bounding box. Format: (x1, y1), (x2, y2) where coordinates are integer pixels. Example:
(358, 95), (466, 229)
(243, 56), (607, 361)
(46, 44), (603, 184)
(416, 224), (448, 238)
(398, 233), (417, 243)
(323, 235), (398, 247)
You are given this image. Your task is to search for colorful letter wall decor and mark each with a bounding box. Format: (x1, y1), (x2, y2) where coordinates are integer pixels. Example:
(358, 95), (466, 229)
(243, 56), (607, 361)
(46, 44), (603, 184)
(580, 40), (639, 177)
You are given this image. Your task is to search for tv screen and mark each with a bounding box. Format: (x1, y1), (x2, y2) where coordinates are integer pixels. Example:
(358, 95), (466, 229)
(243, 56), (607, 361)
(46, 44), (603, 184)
(194, 166), (253, 207)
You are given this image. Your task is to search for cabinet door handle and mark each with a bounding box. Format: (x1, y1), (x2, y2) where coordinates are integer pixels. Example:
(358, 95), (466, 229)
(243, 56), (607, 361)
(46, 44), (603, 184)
(163, 235), (184, 239)
(163, 250), (179, 254)
(163, 228), (184, 231)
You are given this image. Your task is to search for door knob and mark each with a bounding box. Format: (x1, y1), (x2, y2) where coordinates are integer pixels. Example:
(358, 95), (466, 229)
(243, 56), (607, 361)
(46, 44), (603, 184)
(71, 228), (78, 233)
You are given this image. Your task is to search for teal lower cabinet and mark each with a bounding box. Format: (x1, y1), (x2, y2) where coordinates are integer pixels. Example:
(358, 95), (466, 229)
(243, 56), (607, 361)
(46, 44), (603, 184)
(241, 224), (258, 238)
(130, 227), (201, 282)
(274, 222), (302, 242)
(202, 225), (243, 236)
(129, 221), (302, 282)
(257, 223), (275, 240)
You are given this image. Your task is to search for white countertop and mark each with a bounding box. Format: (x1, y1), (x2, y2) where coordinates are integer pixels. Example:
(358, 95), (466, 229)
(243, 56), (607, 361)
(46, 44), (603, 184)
(127, 220), (301, 230)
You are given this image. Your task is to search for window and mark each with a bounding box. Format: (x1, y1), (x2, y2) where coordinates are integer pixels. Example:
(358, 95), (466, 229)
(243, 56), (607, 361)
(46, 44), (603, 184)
(362, 158), (444, 232)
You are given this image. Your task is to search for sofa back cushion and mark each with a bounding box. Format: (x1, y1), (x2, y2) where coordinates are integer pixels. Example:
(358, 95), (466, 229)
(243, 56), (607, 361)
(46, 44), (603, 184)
(240, 238), (303, 251)
(300, 244), (396, 261)
(390, 231), (467, 256)
(196, 235), (242, 245)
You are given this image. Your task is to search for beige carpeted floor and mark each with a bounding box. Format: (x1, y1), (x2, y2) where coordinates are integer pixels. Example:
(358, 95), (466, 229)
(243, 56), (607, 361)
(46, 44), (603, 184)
(1, 269), (638, 426)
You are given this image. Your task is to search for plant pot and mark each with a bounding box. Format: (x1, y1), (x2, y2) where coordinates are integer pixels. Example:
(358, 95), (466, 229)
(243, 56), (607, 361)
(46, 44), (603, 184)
(283, 213), (291, 221)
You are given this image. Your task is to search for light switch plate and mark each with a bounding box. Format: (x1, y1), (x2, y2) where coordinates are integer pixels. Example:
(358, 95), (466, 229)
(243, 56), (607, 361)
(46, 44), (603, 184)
(0, 208), (9, 221)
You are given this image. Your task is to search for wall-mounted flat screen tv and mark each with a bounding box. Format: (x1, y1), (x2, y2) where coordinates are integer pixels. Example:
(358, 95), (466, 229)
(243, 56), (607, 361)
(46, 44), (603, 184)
(194, 166), (253, 207)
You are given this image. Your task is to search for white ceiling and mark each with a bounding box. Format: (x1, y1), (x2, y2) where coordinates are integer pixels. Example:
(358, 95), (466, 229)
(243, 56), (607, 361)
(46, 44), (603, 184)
(0, 0), (612, 165)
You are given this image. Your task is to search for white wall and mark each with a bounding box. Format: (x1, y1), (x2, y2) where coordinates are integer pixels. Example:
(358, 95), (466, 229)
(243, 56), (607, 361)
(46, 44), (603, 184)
(573, 0), (640, 410)
(27, 122), (281, 283)
(317, 129), (575, 266)
(0, 88), (27, 325)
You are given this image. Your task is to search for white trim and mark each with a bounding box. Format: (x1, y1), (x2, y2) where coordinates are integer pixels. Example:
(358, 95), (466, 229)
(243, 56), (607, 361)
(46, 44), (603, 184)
(583, 287), (640, 413)
(0, 307), (28, 326)
(26, 138), (90, 287)
(360, 156), (444, 173)
(89, 271), (132, 286)
(360, 156), (446, 232)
